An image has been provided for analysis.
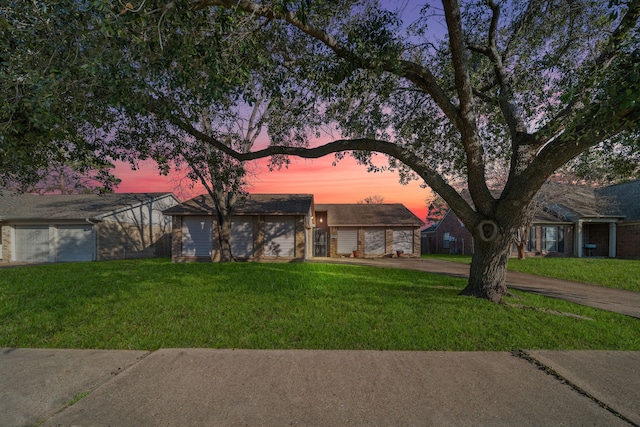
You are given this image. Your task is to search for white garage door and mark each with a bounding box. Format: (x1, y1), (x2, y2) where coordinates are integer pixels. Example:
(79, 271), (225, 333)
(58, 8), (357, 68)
(15, 226), (50, 262)
(231, 217), (254, 258)
(393, 228), (414, 254)
(182, 216), (213, 257)
(364, 228), (385, 255)
(57, 225), (94, 262)
(265, 216), (295, 257)
(337, 228), (358, 254)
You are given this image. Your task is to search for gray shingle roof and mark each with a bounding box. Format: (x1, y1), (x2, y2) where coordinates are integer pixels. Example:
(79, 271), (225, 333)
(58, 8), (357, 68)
(0, 192), (176, 221)
(598, 180), (640, 221)
(163, 194), (314, 216)
(315, 203), (423, 227)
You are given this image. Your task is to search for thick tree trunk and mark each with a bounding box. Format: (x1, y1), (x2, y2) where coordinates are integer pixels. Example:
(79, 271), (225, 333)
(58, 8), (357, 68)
(459, 221), (512, 303)
(210, 188), (237, 263)
(516, 241), (526, 259)
(217, 211), (233, 262)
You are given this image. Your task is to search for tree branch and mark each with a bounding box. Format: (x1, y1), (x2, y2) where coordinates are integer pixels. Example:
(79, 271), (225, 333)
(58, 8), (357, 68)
(532, 0), (640, 147)
(169, 110), (478, 224)
(195, 0), (465, 130)
(442, 0), (493, 214)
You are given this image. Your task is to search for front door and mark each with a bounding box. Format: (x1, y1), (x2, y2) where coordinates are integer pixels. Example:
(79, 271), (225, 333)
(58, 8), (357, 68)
(314, 229), (328, 257)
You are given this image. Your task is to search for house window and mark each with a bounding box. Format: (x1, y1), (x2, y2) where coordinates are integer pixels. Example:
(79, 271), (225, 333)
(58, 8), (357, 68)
(541, 226), (564, 253)
(443, 232), (450, 249)
(527, 227), (536, 252)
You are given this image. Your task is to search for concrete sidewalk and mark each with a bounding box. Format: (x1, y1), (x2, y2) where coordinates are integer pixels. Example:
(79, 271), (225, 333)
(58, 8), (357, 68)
(314, 257), (640, 318)
(1, 348), (638, 426)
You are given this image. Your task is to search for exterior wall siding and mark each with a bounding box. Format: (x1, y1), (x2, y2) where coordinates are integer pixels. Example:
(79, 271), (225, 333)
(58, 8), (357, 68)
(97, 222), (170, 261)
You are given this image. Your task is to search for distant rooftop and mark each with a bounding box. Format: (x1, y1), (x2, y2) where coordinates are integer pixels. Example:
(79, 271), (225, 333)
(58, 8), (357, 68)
(0, 192), (176, 221)
(315, 203), (423, 227)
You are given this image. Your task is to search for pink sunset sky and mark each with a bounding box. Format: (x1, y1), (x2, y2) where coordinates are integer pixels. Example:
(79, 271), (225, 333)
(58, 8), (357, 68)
(114, 153), (432, 224)
(113, 1), (438, 223)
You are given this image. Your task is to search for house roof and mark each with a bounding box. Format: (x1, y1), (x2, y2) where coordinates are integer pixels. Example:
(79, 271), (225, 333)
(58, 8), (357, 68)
(163, 194), (314, 216)
(315, 203), (423, 227)
(0, 192), (177, 221)
(597, 180), (640, 221)
(542, 183), (623, 221)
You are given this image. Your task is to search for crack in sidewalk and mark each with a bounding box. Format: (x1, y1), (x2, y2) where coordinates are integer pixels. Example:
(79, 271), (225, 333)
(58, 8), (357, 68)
(35, 350), (153, 426)
(512, 350), (638, 427)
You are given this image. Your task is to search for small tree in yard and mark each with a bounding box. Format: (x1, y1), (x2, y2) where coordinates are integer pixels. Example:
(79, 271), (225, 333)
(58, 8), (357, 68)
(358, 195), (385, 204)
(2, 1), (638, 301)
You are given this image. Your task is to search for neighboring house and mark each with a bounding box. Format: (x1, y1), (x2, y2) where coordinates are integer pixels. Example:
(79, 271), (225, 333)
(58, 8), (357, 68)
(164, 195), (424, 261)
(421, 210), (473, 255)
(0, 192), (179, 263)
(593, 180), (640, 259)
(313, 203), (423, 258)
(165, 194), (315, 262)
(421, 180), (640, 259)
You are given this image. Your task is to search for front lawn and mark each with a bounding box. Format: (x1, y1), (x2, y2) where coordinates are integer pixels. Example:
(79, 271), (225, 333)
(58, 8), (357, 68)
(1, 259), (638, 351)
(422, 255), (640, 293)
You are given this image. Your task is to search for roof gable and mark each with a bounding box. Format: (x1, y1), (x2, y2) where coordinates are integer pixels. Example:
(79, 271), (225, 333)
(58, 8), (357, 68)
(0, 192), (177, 221)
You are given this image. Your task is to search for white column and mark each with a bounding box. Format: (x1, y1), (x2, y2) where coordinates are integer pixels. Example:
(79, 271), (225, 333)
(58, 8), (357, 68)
(576, 220), (583, 258)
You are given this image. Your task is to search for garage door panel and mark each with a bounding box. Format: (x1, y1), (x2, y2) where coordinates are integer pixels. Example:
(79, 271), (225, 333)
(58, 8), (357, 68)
(231, 218), (254, 258)
(337, 228), (357, 254)
(365, 228), (385, 255)
(393, 229), (414, 254)
(57, 225), (94, 262)
(15, 226), (50, 262)
(183, 217), (213, 257)
(265, 216), (295, 257)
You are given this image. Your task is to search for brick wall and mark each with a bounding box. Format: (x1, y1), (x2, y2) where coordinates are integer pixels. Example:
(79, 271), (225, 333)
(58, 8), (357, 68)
(171, 216), (182, 262)
(584, 223), (610, 257)
(295, 216), (306, 259)
(1, 225), (10, 262)
(617, 222), (640, 259)
(424, 211), (473, 255)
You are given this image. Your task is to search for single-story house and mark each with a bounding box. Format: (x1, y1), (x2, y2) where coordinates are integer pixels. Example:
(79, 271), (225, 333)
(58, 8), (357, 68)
(0, 192), (179, 263)
(314, 203), (423, 258)
(421, 180), (640, 259)
(164, 194), (424, 262)
(164, 194), (315, 262)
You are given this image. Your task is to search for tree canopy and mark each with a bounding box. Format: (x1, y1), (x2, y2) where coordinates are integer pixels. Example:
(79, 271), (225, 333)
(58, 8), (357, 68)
(1, 0), (638, 301)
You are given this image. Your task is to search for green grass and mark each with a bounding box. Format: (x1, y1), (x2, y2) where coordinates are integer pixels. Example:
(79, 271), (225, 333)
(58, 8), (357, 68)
(1, 259), (638, 351)
(422, 254), (640, 292)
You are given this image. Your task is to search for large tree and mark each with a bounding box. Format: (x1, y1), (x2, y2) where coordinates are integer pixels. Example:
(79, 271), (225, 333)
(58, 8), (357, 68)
(2, 0), (638, 302)
(182, 0), (639, 302)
